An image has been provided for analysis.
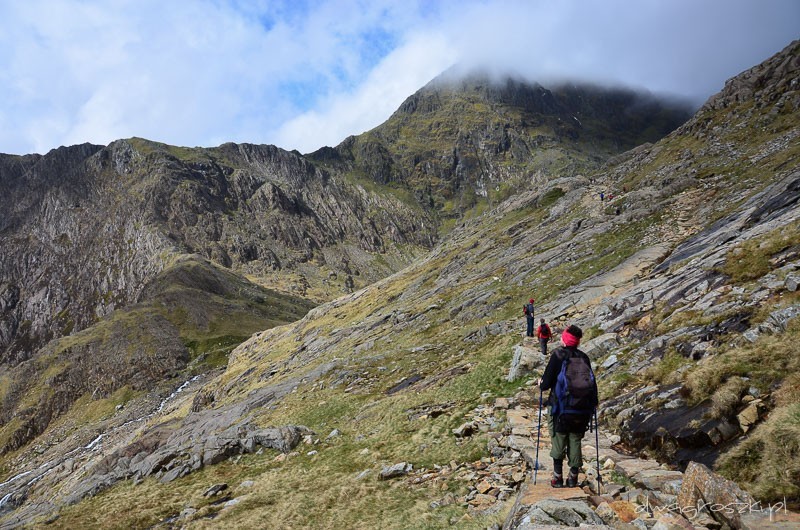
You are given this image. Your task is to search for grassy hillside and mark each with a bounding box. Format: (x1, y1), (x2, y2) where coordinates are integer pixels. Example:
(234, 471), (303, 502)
(311, 74), (692, 227)
(4, 42), (799, 530)
(0, 254), (315, 456)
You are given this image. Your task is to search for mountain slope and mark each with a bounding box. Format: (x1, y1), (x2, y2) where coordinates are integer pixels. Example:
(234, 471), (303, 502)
(0, 74), (692, 470)
(0, 139), (436, 462)
(1, 41), (797, 529)
(312, 73), (692, 223)
(0, 139), (436, 362)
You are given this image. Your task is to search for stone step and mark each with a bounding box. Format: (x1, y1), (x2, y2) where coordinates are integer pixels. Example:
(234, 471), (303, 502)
(517, 479), (591, 504)
(506, 407), (534, 424)
(612, 457), (663, 480)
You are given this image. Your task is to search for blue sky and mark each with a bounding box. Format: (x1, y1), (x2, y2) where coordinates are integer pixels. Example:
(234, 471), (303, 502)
(0, 0), (797, 156)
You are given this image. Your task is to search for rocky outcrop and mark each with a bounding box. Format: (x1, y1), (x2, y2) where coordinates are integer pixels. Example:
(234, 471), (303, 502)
(678, 462), (758, 530)
(315, 75), (692, 222)
(0, 140), (437, 364)
(507, 338), (546, 381)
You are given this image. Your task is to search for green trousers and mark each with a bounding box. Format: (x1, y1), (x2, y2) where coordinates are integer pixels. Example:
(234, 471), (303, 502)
(548, 415), (584, 469)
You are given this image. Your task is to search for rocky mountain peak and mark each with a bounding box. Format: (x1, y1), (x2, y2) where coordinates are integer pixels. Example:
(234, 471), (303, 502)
(705, 39), (799, 110)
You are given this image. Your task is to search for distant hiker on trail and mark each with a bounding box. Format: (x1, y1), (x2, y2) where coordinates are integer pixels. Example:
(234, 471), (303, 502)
(523, 298), (535, 337)
(599, 191), (604, 201)
(535, 318), (552, 356)
(538, 325), (598, 488)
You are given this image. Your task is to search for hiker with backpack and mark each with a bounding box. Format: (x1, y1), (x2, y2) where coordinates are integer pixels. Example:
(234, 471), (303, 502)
(535, 318), (552, 356)
(523, 298), (535, 337)
(538, 324), (598, 488)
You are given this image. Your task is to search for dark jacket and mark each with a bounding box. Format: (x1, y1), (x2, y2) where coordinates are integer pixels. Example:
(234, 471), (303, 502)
(539, 346), (598, 410)
(524, 303), (535, 319)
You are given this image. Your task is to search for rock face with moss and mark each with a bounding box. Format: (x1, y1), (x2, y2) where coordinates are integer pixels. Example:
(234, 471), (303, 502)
(0, 42), (798, 529)
(310, 72), (693, 219)
(0, 141), (438, 365)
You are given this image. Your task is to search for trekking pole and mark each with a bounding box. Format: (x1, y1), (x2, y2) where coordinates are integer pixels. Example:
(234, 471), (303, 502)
(594, 408), (603, 494)
(533, 389), (543, 485)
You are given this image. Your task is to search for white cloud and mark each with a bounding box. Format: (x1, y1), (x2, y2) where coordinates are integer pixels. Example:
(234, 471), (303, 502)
(274, 31), (456, 153)
(0, 0), (798, 156)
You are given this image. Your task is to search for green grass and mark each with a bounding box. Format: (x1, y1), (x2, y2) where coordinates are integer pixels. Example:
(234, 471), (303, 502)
(716, 220), (800, 282)
(600, 372), (637, 402)
(537, 187), (566, 208)
(685, 319), (800, 404)
(47, 324), (523, 529)
(644, 350), (689, 386)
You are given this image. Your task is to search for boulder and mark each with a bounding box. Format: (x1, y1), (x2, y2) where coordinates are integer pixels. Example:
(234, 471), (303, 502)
(508, 345), (545, 381)
(677, 461), (756, 529)
(159, 464), (190, 483)
(518, 499), (604, 527)
(766, 304), (800, 331)
(247, 425), (314, 453)
(203, 483), (228, 497)
(595, 501), (618, 522)
(379, 462), (412, 480)
(736, 400), (765, 433)
(452, 422), (478, 437)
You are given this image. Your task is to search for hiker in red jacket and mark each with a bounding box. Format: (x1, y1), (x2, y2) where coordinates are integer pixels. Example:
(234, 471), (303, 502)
(535, 318), (552, 356)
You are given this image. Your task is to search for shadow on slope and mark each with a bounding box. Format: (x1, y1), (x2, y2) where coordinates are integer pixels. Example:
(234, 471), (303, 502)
(0, 255), (315, 455)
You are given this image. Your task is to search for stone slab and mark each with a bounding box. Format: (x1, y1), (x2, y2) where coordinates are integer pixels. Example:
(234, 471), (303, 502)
(614, 458), (662, 479)
(507, 409), (533, 426)
(518, 481), (591, 505)
(633, 469), (684, 492)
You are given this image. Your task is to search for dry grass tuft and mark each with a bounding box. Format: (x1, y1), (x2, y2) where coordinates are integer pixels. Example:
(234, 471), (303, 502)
(717, 402), (800, 503)
(685, 319), (800, 404)
(709, 376), (749, 419)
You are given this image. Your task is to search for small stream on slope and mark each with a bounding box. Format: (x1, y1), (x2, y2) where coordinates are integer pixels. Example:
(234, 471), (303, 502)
(0, 375), (202, 512)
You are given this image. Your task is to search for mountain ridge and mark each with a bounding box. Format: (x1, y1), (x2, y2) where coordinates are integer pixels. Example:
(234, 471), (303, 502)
(310, 75), (693, 223)
(0, 41), (798, 528)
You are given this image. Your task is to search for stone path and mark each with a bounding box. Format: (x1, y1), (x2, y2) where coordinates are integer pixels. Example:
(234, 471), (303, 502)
(502, 391), (800, 529)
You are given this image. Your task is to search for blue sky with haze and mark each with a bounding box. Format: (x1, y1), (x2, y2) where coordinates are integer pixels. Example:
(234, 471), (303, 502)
(0, 0), (797, 156)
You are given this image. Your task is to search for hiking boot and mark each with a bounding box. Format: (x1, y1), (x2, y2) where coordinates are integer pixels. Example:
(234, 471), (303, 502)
(550, 475), (563, 488)
(566, 473), (579, 487)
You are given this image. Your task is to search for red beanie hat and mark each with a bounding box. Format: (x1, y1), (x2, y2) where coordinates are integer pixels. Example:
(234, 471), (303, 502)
(529, 298), (534, 303)
(561, 324), (583, 347)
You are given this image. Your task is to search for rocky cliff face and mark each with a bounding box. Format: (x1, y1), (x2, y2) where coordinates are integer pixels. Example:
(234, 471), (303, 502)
(0, 140), (437, 364)
(0, 42), (797, 529)
(0, 138), (437, 462)
(312, 74), (692, 218)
